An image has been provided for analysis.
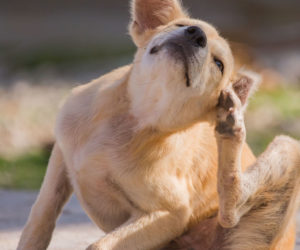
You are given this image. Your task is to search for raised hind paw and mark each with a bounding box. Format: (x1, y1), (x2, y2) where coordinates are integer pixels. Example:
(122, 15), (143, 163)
(215, 89), (245, 140)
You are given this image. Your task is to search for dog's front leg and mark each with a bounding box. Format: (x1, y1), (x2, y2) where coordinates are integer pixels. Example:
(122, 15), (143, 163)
(17, 144), (72, 250)
(87, 208), (190, 250)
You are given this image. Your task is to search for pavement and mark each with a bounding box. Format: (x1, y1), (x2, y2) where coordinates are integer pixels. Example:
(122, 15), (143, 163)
(0, 190), (102, 250)
(0, 190), (299, 250)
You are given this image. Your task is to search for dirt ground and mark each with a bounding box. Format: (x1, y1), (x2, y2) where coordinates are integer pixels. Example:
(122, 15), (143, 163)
(0, 190), (299, 250)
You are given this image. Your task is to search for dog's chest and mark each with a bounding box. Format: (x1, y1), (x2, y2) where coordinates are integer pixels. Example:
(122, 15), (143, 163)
(72, 149), (192, 213)
(62, 116), (219, 224)
(71, 143), (217, 221)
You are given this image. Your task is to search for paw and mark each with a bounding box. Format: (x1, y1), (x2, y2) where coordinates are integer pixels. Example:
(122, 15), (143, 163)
(218, 209), (240, 228)
(215, 90), (245, 139)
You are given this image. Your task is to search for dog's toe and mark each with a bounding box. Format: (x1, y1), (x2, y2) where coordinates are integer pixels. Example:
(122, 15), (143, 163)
(216, 89), (245, 138)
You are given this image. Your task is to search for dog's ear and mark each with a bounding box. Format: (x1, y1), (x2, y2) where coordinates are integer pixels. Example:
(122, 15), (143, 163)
(232, 70), (261, 107)
(130, 0), (188, 46)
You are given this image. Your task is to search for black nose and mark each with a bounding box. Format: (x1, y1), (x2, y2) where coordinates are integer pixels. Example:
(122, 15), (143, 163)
(184, 26), (207, 48)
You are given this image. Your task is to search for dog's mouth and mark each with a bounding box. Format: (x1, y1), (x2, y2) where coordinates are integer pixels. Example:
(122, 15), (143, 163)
(150, 42), (192, 87)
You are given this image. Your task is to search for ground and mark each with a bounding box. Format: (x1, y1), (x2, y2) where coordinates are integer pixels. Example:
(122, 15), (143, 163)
(0, 190), (299, 250)
(0, 190), (102, 250)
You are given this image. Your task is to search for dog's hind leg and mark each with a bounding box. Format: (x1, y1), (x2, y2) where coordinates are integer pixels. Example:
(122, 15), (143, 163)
(17, 144), (73, 250)
(215, 90), (300, 249)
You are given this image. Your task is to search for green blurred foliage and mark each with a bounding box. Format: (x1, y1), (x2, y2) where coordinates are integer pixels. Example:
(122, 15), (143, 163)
(249, 87), (300, 118)
(0, 150), (50, 190)
(247, 86), (300, 155)
(5, 45), (135, 72)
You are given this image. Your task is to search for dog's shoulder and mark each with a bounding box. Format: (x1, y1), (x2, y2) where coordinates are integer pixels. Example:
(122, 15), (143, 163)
(55, 64), (132, 144)
(67, 64), (132, 107)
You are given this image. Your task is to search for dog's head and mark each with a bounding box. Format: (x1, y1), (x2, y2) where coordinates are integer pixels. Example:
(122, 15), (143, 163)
(128, 0), (259, 131)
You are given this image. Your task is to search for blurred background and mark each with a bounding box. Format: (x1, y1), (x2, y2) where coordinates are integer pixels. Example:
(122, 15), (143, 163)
(0, 0), (300, 200)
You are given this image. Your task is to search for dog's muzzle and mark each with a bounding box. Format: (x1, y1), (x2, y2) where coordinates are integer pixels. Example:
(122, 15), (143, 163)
(150, 26), (208, 87)
(184, 26), (207, 49)
(163, 26), (207, 60)
(150, 26), (207, 57)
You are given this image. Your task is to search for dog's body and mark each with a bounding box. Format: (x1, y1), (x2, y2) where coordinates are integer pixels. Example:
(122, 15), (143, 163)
(18, 1), (300, 249)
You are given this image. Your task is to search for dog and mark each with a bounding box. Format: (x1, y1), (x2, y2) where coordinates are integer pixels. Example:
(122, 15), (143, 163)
(18, 0), (300, 249)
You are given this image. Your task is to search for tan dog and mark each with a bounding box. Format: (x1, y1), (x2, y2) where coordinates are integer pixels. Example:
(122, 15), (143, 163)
(18, 0), (300, 249)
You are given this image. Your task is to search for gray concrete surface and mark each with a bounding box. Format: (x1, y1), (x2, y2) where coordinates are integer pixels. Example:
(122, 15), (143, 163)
(0, 190), (102, 250)
(0, 190), (299, 250)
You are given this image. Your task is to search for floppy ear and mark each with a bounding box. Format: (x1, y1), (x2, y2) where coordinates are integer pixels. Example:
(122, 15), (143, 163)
(232, 70), (261, 107)
(130, 0), (188, 46)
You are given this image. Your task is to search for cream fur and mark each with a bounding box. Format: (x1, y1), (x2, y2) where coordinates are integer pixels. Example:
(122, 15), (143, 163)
(17, 1), (299, 250)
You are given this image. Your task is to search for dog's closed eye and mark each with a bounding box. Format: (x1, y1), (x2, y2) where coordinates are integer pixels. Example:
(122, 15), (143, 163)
(214, 57), (224, 74)
(150, 46), (160, 54)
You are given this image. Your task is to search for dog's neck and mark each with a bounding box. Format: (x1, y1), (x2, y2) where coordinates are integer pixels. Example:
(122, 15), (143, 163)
(109, 110), (217, 171)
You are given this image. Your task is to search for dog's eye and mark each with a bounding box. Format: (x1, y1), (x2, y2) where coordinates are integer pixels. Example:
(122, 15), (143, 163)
(176, 24), (185, 27)
(214, 57), (224, 74)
